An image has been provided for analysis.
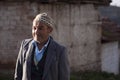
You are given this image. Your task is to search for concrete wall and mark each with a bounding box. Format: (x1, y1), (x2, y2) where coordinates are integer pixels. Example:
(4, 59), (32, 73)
(101, 42), (119, 74)
(0, 2), (101, 71)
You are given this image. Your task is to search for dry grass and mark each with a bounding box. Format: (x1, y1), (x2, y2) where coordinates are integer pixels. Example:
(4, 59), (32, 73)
(0, 70), (120, 80)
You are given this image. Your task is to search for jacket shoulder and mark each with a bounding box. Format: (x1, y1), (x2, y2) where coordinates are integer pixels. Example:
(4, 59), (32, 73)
(22, 38), (33, 48)
(52, 40), (66, 50)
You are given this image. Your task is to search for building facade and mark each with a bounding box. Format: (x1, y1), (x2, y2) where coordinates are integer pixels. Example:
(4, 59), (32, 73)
(0, 0), (111, 71)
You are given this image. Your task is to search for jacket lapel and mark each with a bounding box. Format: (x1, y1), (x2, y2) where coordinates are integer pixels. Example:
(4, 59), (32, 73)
(42, 39), (56, 79)
(25, 40), (34, 80)
(23, 38), (56, 80)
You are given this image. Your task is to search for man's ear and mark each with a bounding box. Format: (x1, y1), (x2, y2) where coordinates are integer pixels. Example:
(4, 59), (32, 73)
(48, 27), (53, 33)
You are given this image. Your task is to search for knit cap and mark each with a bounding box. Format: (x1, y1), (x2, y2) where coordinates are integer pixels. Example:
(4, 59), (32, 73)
(33, 13), (54, 28)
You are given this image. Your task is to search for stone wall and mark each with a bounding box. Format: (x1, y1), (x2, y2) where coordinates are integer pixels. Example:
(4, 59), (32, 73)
(0, 2), (101, 71)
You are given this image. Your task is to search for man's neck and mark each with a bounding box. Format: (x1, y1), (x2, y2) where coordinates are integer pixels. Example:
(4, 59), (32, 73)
(36, 37), (49, 50)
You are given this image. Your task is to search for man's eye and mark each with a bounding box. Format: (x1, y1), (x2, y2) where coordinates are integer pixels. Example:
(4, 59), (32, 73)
(34, 27), (36, 30)
(38, 28), (42, 30)
(38, 26), (44, 30)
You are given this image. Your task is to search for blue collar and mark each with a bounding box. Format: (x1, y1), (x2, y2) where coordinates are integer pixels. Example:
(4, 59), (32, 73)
(32, 37), (50, 51)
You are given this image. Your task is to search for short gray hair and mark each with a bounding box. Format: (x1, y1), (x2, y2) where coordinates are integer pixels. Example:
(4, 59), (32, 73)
(33, 13), (54, 28)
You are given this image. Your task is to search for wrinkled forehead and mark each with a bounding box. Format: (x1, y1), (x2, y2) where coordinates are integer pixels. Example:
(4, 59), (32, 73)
(32, 19), (39, 26)
(32, 20), (48, 28)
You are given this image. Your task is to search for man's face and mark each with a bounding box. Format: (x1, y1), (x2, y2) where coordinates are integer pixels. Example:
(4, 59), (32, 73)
(32, 21), (52, 43)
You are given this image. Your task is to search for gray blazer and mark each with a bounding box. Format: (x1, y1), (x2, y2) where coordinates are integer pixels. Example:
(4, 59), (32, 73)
(14, 38), (70, 80)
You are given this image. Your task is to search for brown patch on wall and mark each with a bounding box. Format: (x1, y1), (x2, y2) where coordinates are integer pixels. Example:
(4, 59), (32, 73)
(70, 61), (101, 72)
(0, 61), (15, 70)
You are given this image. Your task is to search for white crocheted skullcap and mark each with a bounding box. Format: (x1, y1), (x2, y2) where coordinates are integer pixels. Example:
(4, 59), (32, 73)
(33, 13), (54, 28)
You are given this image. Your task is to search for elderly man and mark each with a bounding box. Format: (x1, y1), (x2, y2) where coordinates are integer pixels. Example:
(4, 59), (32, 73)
(14, 13), (70, 80)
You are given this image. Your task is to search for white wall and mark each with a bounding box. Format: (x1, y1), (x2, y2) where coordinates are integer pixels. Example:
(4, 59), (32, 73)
(101, 41), (119, 74)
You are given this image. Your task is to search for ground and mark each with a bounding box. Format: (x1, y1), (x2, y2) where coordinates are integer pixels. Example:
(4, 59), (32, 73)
(0, 70), (120, 80)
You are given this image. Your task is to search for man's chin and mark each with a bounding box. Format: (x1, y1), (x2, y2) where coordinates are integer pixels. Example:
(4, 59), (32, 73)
(33, 38), (42, 42)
